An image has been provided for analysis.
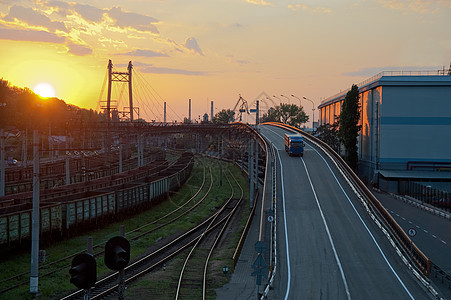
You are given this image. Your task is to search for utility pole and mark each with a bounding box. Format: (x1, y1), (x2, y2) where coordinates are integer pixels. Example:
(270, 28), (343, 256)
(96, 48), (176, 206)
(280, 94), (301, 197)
(164, 102), (167, 124)
(22, 128), (28, 168)
(189, 99), (192, 122)
(249, 139), (254, 209)
(30, 129), (40, 295)
(211, 101), (214, 122)
(127, 61), (134, 122)
(255, 138), (258, 194)
(256, 100), (260, 126)
(106, 60), (113, 123)
(0, 129), (5, 197)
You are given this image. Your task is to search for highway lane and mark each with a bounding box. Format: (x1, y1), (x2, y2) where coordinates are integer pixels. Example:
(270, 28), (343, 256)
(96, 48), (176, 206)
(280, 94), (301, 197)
(260, 125), (431, 300)
(375, 190), (450, 272)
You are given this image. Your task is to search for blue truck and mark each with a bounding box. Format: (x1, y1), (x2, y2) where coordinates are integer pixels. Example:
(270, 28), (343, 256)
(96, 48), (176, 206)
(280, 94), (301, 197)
(284, 133), (305, 157)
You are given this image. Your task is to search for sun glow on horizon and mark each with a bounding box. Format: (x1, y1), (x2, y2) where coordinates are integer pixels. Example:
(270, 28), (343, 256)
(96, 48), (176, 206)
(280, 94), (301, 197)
(33, 83), (56, 98)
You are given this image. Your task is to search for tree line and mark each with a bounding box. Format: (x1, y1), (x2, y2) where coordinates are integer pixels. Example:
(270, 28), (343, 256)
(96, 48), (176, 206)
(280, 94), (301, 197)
(212, 103), (309, 128)
(0, 78), (103, 135)
(316, 84), (361, 171)
(210, 87), (362, 172)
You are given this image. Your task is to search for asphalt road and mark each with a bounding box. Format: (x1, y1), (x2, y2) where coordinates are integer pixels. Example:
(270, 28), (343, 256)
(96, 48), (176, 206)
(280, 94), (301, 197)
(260, 125), (432, 300)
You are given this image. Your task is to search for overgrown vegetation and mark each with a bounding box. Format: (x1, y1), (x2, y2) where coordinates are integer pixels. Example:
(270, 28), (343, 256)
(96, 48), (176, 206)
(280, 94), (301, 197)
(337, 84), (361, 171)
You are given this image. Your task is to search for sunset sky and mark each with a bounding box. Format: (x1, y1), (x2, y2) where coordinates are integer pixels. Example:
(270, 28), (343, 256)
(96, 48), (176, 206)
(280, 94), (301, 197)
(0, 0), (450, 123)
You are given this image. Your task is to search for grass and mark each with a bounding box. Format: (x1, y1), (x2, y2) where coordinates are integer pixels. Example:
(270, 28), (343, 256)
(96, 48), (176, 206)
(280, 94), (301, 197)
(124, 160), (250, 300)
(0, 157), (250, 300)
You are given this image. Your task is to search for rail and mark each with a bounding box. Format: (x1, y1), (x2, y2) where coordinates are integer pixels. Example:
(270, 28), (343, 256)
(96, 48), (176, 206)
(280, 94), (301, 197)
(264, 122), (431, 278)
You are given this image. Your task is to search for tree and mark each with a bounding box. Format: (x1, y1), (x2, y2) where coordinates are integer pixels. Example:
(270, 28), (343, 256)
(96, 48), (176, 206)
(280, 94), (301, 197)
(338, 84), (361, 171)
(316, 123), (340, 152)
(261, 104), (308, 127)
(260, 108), (278, 123)
(213, 109), (235, 124)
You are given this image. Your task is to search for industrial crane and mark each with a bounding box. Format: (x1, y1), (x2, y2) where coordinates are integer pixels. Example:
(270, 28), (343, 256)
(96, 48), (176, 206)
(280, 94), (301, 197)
(232, 94), (249, 121)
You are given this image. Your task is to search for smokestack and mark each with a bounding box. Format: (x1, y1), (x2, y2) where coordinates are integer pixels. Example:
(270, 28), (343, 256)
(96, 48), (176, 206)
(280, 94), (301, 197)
(189, 99), (191, 122)
(211, 101), (214, 122)
(164, 102), (166, 124)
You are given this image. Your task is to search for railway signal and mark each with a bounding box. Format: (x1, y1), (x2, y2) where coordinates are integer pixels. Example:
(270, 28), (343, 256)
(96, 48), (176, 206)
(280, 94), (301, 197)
(105, 236), (130, 300)
(69, 253), (97, 290)
(105, 236), (130, 271)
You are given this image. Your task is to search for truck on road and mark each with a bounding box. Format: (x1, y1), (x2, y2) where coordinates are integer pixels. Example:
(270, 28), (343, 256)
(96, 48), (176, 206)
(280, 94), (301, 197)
(284, 133), (305, 157)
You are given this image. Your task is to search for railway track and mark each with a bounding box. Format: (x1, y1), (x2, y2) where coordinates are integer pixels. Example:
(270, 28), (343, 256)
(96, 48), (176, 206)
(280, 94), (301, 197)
(0, 157), (202, 296)
(60, 161), (241, 300)
(175, 169), (244, 300)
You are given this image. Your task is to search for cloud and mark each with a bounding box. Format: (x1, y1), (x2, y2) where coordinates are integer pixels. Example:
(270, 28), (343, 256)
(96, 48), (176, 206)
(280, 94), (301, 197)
(141, 66), (206, 75)
(73, 3), (106, 23)
(3, 5), (69, 33)
(44, 0), (71, 17)
(67, 42), (92, 56)
(343, 65), (442, 77)
(183, 37), (204, 56)
(119, 49), (169, 57)
(287, 3), (332, 14)
(377, 0), (451, 13)
(115, 61), (205, 75)
(107, 6), (159, 34)
(246, 0), (272, 6)
(0, 25), (65, 43)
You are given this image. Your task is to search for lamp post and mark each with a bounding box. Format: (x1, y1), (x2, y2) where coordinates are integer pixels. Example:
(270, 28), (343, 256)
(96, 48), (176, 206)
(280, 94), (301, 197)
(265, 97), (277, 108)
(273, 95), (282, 105)
(280, 94), (290, 105)
(303, 96), (316, 131)
(291, 95), (316, 131)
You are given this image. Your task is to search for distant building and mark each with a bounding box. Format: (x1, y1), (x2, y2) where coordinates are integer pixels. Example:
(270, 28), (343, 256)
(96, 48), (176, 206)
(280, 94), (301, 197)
(202, 113), (209, 123)
(318, 71), (451, 199)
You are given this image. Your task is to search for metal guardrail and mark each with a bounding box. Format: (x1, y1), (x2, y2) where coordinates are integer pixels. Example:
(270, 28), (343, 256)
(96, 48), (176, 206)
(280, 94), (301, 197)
(231, 122), (268, 267)
(264, 122), (431, 278)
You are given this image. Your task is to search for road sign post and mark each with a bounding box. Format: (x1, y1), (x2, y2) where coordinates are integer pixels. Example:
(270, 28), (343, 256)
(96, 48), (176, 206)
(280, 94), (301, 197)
(407, 228), (417, 265)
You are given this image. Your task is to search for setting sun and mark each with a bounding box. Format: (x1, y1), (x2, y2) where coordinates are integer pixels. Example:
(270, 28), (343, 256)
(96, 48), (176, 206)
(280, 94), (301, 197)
(33, 83), (55, 98)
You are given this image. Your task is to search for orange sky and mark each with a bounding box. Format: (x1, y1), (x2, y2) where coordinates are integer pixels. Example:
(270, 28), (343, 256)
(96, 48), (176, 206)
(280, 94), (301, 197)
(1, 0), (450, 123)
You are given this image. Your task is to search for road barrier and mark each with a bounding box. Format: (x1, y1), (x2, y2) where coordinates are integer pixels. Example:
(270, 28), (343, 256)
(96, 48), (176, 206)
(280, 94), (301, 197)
(264, 122), (431, 278)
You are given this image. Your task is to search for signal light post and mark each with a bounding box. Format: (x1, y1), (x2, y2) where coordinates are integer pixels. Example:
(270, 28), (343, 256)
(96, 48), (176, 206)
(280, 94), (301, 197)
(105, 236), (130, 300)
(69, 253), (97, 299)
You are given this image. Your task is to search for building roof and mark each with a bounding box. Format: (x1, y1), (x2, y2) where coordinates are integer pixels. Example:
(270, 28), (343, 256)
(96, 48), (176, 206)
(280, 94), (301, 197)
(318, 70), (451, 109)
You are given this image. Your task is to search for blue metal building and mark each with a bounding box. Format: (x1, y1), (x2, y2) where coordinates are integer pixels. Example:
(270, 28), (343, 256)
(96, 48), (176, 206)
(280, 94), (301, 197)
(318, 71), (451, 201)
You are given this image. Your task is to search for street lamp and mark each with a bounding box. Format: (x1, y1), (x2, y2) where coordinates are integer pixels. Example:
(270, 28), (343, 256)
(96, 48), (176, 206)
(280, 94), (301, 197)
(273, 95), (282, 105)
(303, 96), (316, 131)
(280, 94), (290, 105)
(291, 95), (316, 131)
(266, 97), (277, 108)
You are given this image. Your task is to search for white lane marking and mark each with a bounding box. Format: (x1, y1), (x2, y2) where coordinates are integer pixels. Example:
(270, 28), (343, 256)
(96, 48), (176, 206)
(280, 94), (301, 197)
(308, 144), (415, 300)
(261, 129), (292, 299)
(275, 147), (292, 300)
(301, 158), (351, 300)
(262, 126), (346, 298)
(441, 240), (447, 245)
(432, 235), (437, 239)
(423, 230), (428, 233)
